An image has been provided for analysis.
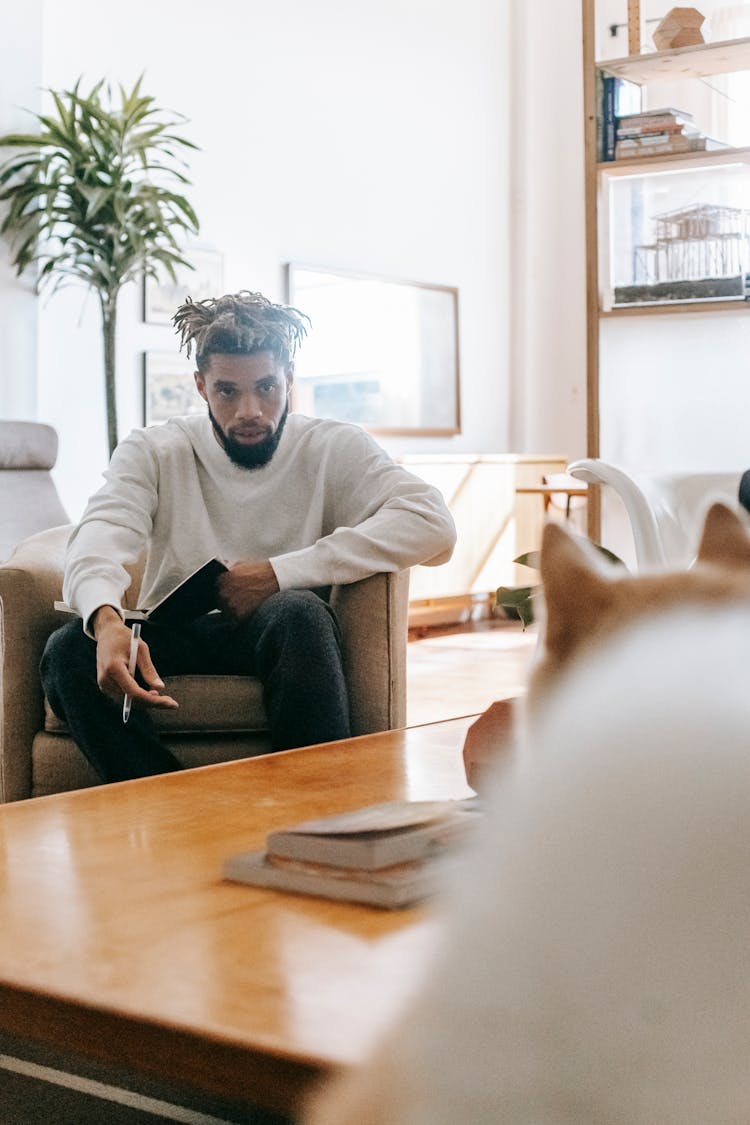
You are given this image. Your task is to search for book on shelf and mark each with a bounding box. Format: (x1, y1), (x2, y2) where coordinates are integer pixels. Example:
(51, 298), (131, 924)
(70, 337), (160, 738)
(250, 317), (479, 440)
(597, 73), (640, 162)
(54, 556), (228, 625)
(601, 73), (617, 162)
(621, 105), (692, 118)
(223, 798), (482, 909)
(617, 120), (696, 138)
(614, 134), (728, 160)
(617, 106), (694, 131)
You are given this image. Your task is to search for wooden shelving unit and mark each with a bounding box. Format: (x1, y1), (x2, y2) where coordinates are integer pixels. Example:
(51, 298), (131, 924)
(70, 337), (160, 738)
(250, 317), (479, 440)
(600, 299), (746, 317)
(582, 3), (750, 536)
(599, 36), (750, 83)
(598, 144), (750, 177)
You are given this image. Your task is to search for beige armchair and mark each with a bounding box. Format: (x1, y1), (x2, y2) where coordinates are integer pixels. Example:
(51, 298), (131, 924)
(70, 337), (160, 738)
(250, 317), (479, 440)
(0, 525), (409, 802)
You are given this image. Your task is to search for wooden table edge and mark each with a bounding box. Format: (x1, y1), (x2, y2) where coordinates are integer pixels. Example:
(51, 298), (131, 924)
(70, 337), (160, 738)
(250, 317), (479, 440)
(0, 980), (328, 1114)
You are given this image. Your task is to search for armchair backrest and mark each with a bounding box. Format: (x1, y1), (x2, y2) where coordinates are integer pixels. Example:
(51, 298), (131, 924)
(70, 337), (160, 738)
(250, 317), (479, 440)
(0, 421), (69, 561)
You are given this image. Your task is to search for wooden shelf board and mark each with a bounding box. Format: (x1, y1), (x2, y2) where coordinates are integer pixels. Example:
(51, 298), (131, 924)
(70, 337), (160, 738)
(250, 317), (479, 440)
(601, 299), (750, 317)
(598, 146), (750, 176)
(598, 36), (750, 83)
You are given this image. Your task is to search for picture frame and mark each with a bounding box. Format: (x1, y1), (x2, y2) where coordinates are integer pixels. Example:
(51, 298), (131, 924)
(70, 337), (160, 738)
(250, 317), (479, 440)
(143, 248), (224, 325)
(286, 264), (461, 436)
(142, 352), (206, 426)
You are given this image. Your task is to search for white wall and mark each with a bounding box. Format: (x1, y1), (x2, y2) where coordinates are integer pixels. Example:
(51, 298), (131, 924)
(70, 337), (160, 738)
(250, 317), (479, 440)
(601, 311), (750, 472)
(0, 2), (42, 421)
(507, 2), (587, 456)
(2, 0), (588, 520)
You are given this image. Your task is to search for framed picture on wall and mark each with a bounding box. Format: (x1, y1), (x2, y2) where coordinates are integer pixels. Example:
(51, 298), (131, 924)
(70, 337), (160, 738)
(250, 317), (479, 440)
(142, 352), (206, 426)
(143, 248), (224, 325)
(286, 264), (461, 436)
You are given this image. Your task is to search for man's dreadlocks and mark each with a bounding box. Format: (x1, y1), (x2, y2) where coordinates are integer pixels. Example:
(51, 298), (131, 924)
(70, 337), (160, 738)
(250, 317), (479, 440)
(172, 290), (310, 372)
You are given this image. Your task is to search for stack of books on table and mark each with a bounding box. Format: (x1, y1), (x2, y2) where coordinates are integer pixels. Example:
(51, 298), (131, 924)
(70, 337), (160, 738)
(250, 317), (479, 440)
(223, 798), (481, 909)
(614, 107), (728, 161)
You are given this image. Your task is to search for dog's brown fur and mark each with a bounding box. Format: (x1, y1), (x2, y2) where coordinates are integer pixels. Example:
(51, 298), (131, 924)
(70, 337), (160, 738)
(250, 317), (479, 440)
(532, 501), (750, 697)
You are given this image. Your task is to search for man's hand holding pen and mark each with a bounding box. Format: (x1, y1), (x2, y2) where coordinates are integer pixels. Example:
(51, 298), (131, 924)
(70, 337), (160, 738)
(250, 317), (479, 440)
(91, 606), (179, 719)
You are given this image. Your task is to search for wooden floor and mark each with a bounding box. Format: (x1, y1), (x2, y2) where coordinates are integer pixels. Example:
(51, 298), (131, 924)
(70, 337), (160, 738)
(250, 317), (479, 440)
(406, 618), (538, 727)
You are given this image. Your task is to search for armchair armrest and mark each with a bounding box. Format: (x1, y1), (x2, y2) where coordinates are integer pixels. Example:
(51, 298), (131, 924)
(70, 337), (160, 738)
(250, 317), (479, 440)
(0, 524), (73, 802)
(330, 570), (409, 736)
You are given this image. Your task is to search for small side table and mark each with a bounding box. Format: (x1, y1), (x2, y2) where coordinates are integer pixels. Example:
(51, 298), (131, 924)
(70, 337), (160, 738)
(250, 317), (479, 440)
(515, 485), (588, 521)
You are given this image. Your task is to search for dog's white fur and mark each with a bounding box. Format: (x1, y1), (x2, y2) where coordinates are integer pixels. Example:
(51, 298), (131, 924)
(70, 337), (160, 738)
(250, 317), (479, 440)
(306, 505), (750, 1124)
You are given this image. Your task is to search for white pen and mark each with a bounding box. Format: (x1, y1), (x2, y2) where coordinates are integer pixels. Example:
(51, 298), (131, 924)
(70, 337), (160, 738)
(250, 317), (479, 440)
(122, 622), (141, 724)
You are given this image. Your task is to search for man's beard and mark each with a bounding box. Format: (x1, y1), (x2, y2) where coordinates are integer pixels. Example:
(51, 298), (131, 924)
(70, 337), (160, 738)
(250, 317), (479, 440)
(208, 403), (289, 469)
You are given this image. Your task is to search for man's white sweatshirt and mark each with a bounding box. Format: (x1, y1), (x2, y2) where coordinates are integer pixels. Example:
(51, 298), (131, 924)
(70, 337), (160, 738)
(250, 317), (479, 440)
(64, 413), (456, 630)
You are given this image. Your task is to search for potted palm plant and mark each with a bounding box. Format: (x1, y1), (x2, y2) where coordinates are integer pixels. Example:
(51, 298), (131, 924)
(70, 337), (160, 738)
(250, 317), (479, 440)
(0, 76), (199, 456)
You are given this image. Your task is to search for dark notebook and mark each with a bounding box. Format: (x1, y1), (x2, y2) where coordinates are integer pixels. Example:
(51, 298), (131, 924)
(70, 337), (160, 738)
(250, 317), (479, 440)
(142, 558), (228, 624)
(54, 557), (229, 625)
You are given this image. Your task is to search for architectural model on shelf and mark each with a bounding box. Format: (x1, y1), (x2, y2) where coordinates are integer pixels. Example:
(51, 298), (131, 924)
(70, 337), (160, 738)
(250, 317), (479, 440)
(590, 13), (750, 314)
(614, 202), (750, 306)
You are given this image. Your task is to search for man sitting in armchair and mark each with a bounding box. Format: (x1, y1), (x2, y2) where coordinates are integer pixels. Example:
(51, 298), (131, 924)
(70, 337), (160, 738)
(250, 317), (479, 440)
(41, 290), (456, 784)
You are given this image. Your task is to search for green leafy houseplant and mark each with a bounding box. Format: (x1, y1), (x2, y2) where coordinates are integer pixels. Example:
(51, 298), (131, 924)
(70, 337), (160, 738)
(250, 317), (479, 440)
(497, 543), (625, 628)
(0, 76), (199, 455)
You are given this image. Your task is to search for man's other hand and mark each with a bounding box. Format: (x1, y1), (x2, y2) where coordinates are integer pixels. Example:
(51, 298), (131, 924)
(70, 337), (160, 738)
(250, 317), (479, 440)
(462, 697), (518, 793)
(217, 560), (280, 620)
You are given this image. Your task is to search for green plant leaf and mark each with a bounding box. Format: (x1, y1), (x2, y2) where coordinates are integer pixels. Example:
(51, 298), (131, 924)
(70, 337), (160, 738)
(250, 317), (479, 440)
(513, 551), (540, 571)
(496, 585), (536, 628)
(513, 541), (627, 572)
(0, 74), (201, 457)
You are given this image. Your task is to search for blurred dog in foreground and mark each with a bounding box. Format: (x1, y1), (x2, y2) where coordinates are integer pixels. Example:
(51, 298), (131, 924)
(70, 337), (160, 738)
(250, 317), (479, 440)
(306, 503), (750, 1124)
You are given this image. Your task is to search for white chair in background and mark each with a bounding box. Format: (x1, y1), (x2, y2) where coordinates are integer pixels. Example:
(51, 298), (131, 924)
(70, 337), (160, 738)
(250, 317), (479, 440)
(0, 420), (69, 561)
(567, 458), (744, 570)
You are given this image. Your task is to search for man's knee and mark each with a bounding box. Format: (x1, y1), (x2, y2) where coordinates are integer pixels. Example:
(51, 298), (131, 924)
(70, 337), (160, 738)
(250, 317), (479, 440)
(254, 589), (339, 637)
(41, 620), (94, 688)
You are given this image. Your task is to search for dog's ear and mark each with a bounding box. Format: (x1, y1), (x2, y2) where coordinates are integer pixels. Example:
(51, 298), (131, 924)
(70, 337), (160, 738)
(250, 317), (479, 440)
(539, 523), (613, 665)
(696, 503), (750, 570)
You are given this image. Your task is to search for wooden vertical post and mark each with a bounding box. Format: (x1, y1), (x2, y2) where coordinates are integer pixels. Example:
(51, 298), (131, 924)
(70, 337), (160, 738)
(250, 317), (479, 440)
(628, 0), (642, 54)
(582, 0), (601, 542)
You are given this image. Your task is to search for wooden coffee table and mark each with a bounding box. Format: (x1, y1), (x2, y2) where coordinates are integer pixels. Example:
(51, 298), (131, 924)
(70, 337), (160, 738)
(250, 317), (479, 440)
(0, 716), (475, 1118)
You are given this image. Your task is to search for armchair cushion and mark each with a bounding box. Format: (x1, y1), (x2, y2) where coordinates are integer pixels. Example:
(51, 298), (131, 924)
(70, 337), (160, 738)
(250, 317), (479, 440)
(44, 675), (267, 735)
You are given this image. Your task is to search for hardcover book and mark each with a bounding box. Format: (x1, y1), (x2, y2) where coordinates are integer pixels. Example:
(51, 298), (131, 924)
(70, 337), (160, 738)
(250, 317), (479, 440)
(265, 798), (480, 870)
(617, 106), (694, 125)
(614, 134), (727, 160)
(599, 75), (641, 161)
(223, 851), (459, 909)
(223, 798), (481, 909)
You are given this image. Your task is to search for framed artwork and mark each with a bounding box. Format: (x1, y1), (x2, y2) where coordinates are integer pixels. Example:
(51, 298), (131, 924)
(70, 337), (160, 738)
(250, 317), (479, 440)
(143, 248), (224, 325)
(286, 264), (461, 436)
(142, 352), (206, 426)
